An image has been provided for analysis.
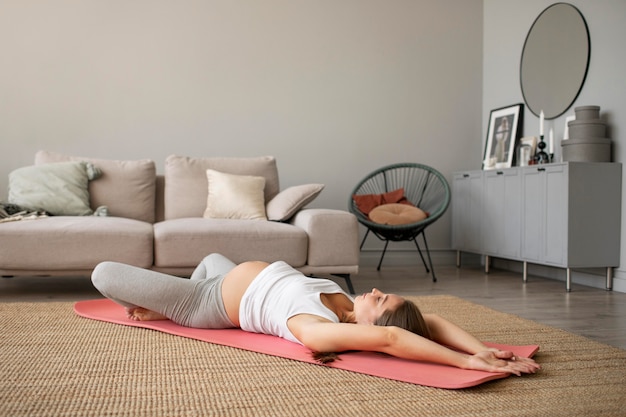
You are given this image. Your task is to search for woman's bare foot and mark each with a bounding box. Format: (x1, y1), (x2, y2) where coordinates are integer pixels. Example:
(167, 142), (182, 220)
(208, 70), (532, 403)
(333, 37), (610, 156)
(125, 307), (168, 321)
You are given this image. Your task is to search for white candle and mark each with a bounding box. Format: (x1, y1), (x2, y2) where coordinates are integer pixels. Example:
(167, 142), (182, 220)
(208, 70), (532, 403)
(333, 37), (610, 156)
(549, 127), (554, 154)
(540, 110), (544, 136)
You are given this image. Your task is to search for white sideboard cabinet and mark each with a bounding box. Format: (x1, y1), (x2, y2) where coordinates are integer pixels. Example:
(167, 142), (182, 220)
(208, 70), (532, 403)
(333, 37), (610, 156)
(452, 162), (622, 291)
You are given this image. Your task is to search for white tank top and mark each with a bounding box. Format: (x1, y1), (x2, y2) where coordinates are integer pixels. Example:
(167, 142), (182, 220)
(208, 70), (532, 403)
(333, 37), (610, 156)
(239, 261), (352, 344)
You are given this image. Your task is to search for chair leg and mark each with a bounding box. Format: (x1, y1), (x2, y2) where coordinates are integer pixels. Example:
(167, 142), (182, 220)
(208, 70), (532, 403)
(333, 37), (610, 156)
(412, 238), (430, 274)
(377, 240), (390, 271)
(420, 231), (437, 282)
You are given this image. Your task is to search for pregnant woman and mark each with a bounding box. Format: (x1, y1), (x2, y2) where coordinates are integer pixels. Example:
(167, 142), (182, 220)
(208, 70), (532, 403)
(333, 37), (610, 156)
(92, 253), (539, 375)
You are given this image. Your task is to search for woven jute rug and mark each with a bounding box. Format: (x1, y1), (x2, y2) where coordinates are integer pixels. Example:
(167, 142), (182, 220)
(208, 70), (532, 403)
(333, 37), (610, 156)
(1, 295), (625, 417)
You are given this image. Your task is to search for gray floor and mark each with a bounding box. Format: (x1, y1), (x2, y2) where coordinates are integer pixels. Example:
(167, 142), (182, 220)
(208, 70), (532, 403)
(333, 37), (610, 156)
(2, 264), (625, 350)
(345, 264), (626, 350)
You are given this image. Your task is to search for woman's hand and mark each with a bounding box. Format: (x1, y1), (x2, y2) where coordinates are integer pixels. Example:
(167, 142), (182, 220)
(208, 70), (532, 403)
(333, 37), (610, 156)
(465, 350), (541, 376)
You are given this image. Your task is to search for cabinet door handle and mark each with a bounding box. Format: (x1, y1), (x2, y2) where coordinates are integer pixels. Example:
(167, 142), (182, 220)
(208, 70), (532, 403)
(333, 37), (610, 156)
(463, 174), (469, 178)
(537, 167), (546, 172)
(496, 171), (504, 175)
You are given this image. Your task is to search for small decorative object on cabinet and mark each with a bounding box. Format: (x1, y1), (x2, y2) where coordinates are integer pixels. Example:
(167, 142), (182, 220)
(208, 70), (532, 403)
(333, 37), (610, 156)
(562, 105), (612, 163)
(452, 162), (622, 291)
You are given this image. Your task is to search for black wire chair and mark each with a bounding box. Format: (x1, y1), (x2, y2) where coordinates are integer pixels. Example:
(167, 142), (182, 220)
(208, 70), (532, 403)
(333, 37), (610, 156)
(348, 163), (451, 282)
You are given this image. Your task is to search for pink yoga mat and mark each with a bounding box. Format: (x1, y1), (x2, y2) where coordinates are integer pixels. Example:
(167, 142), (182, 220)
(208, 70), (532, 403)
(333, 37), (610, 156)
(74, 298), (539, 389)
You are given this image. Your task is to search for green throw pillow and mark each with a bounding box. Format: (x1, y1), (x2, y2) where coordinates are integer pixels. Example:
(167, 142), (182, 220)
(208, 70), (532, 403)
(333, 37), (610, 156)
(8, 161), (101, 216)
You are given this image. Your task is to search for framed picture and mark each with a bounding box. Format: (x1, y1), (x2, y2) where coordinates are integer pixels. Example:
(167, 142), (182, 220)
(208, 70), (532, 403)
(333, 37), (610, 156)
(482, 103), (524, 170)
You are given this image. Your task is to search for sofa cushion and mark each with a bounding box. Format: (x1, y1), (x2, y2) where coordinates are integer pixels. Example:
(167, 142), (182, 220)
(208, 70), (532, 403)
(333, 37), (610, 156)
(203, 169), (267, 220)
(153, 218), (307, 268)
(8, 161), (101, 216)
(35, 150), (157, 223)
(0, 216), (154, 270)
(164, 155), (279, 220)
(368, 203), (428, 225)
(266, 184), (325, 222)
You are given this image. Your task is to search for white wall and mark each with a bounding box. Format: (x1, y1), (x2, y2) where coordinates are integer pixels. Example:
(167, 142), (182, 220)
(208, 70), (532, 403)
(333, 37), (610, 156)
(483, 0), (626, 292)
(3, 1), (624, 291)
(0, 0), (483, 258)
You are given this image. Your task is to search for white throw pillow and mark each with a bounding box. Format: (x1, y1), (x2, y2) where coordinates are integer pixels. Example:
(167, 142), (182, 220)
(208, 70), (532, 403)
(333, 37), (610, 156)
(8, 161), (101, 216)
(266, 184), (325, 221)
(203, 169), (267, 220)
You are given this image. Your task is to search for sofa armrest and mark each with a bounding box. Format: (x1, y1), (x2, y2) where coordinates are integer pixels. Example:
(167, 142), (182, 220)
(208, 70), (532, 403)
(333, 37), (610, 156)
(290, 209), (359, 268)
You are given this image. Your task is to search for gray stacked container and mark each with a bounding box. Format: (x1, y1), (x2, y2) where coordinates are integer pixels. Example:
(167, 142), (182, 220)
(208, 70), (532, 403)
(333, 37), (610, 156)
(562, 105), (611, 162)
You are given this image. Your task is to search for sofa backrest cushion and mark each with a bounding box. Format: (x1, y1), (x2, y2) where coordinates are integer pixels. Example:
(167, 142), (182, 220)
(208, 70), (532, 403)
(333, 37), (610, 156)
(35, 150), (157, 223)
(164, 155), (279, 220)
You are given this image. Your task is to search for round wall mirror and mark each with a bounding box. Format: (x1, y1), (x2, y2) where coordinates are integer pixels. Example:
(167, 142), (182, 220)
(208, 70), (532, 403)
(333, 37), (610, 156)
(520, 3), (590, 119)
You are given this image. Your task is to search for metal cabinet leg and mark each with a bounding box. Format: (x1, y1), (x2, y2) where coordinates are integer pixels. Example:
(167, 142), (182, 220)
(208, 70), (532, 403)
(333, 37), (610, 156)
(566, 268), (571, 292)
(485, 255), (490, 274)
(606, 267), (613, 291)
(456, 251), (461, 268)
(523, 261), (527, 283)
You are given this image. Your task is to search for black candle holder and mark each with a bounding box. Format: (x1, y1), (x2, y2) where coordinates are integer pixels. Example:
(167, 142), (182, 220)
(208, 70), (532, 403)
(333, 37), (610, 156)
(535, 134), (550, 164)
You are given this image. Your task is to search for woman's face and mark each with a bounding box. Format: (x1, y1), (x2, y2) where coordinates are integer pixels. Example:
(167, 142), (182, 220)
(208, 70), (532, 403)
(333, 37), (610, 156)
(353, 288), (404, 325)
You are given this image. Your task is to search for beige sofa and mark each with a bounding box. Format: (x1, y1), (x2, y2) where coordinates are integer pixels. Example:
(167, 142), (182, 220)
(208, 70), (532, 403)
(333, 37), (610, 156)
(0, 151), (359, 292)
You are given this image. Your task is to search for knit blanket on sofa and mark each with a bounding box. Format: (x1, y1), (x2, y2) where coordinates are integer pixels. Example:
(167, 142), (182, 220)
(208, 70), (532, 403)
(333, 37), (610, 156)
(0, 202), (109, 223)
(0, 202), (50, 223)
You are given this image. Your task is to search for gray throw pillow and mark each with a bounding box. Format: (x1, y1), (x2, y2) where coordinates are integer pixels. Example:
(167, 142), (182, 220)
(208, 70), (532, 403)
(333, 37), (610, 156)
(266, 184), (325, 221)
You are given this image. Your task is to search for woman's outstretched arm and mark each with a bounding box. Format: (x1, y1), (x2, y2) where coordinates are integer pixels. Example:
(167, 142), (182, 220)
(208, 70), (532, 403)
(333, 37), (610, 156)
(288, 316), (540, 375)
(422, 313), (539, 370)
(424, 313), (492, 354)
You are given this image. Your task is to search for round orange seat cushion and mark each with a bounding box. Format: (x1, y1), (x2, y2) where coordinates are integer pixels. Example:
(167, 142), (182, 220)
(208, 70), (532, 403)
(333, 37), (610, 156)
(368, 203), (428, 225)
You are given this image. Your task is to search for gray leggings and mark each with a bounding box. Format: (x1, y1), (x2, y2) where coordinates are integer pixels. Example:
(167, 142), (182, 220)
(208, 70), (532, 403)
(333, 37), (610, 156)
(91, 253), (237, 328)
